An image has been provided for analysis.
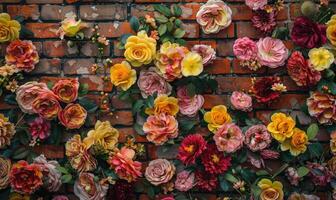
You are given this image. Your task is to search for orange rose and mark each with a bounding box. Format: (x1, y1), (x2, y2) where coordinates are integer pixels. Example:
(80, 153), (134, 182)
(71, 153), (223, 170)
(58, 104), (87, 129)
(52, 79), (79, 103)
(32, 91), (61, 120)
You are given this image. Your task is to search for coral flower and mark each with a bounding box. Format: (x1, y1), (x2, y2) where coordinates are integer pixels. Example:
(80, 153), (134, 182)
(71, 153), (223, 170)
(52, 79), (79, 103)
(58, 104), (87, 129)
(307, 91), (336, 125)
(178, 134), (207, 165)
(29, 117), (51, 140)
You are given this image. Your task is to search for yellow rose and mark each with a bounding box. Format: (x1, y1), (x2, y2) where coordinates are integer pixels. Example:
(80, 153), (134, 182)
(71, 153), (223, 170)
(145, 95), (179, 116)
(308, 47), (334, 71)
(258, 179), (284, 200)
(330, 131), (336, 155)
(58, 13), (87, 39)
(124, 31), (156, 67)
(0, 13), (20, 43)
(181, 52), (204, 77)
(204, 105), (232, 133)
(327, 15), (336, 46)
(267, 113), (295, 142)
(110, 61), (136, 91)
(280, 128), (308, 156)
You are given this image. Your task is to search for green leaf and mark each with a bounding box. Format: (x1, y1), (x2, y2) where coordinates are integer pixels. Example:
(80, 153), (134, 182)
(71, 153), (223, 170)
(219, 176), (230, 191)
(172, 4), (182, 17)
(155, 15), (169, 23)
(167, 21), (174, 32)
(129, 16), (140, 32)
(307, 123), (319, 140)
(134, 123), (145, 136)
(78, 83), (89, 97)
(224, 173), (239, 183)
(61, 174), (73, 183)
(146, 186), (155, 198)
(47, 81), (54, 89)
(4, 94), (17, 105)
(132, 100), (144, 115)
(186, 83), (196, 97)
(256, 170), (269, 176)
(317, 79), (336, 95)
(272, 163), (289, 178)
(174, 19), (182, 27)
(78, 97), (98, 113)
(12, 147), (30, 160)
(308, 143), (323, 158)
(173, 28), (185, 38)
(56, 166), (69, 174)
(153, 4), (171, 17)
(297, 166), (310, 177)
(20, 26), (34, 38)
(158, 24), (167, 36)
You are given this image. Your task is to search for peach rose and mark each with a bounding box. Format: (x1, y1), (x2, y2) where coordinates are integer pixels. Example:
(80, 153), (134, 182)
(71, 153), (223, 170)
(52, 79), (79, 103)
(16, 81), (50, 114)
(196, 0), (232, 34)
(32, 91), (62, 120)
(58, 104), (87, 129)
(74, 173), (108, 200)
(145, 159), (175, 186)
(143, 113), (178, 145)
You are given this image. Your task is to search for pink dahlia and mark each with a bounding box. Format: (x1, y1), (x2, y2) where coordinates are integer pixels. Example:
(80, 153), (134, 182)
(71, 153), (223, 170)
(287, 51), (321, 87)
(177, 86), (204, 117)
(29, 117), (51, 140)
(230, 91), (253, 112)
(257, 37), (288, 68)
(214, 123), (244, 153)
(108, 147), (142, 182)
(201, 144), (231, 174)
(178, 134), (207, 165)
(251, 10), (277, 35)
(244, 124), (271, 152)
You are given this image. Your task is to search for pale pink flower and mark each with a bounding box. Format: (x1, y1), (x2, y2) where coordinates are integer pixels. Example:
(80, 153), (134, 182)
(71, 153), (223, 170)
(257, 37), (288, 68)
(196, 0), (232, 34)
(191, 45), (216, 65)
(108, 147), (142, 182)
(245, 0), (268, 10)
(145, 159), (175, 186)
(177, 86), (204, 117)
(244, 125), (271, 151)
(230, 91), (252, 112)
(213, 123), (244, 153)
(137, 68), (172, 98)
(233, 37), (258, 61)
(143, 114), (178, 145)
(175, 171), (195, 192)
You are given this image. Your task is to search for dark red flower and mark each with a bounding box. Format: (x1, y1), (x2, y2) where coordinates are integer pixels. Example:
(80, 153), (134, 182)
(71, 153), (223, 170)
(178, 134), (207, 165)
(251, 10), (277, 35)
(106, 180), (135, 200)
(307, 162), (332, 186)
(195, 170), (218, 192)
(287, 51), (321, 87)
(201, 144), (231, 174)
(251, 77), (283, 103)
(291, 16), (327, 49)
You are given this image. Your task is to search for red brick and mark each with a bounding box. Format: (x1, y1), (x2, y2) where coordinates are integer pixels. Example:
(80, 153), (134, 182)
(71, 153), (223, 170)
(26, 23), (59, 39)
(33, 145), (64, 159)
(41, 5), (76, 20)
(206, 58), (231, 74)
(7, 5), (40, 20)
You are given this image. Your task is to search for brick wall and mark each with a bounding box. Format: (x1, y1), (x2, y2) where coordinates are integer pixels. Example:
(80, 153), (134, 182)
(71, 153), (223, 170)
(1, 0), (335, 199)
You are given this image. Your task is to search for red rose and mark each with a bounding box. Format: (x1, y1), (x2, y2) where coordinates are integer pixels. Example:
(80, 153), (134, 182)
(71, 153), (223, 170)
(58, 104), (87, 129)
(5, 40), (39, 72)
(291, 17), (327, 49)
(9, 160), (43, 194)
(52, 79), (79, 103)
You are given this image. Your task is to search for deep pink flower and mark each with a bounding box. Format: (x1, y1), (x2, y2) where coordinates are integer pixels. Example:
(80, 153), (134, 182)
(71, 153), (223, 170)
(195, 170), (218, 192)
(29, 117), (51, 140)
(233, 37), (258, 61)
(291, 16), (327, 49)
(252, 10), (277, 35)
(178, 134), (207, 165)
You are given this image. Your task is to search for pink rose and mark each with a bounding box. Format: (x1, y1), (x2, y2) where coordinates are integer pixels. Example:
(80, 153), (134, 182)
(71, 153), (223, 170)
(230, 91), (252, 112)
(233, 37), (258, 61)
(196, 0), (232, 34)
(143, 113), (178, 145)
(214, 123), (244, 153)
(175, 171), (195, 192)
(16, 81), (50, 114)
(245, 0), (267, 10)
(145, 159), (175, 186)
(137, 68), (172, 98)
(257, 37), (288, 68)
(177, 87), (204, 117)
(191, 45), (216, 65)
(244, 125), (271, 152)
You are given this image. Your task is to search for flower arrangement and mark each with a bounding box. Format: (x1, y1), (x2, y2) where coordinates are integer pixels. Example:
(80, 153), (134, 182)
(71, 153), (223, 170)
(0, 0), (335, 199)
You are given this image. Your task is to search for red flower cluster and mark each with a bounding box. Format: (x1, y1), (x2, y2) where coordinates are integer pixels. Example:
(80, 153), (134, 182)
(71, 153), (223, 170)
(195, 170), (218, 192)
(178, 134), (207, 165)
(250, 77), (284, 103)
(201, 144), (231, 174)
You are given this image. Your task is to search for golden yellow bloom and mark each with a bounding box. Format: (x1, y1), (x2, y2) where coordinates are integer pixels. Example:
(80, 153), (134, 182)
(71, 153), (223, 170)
(0, 113), (15, 149)
(0, 13), (20, 43)
(9, 193), (30, 200)
(204, 105), (232, 133)
(181, 52), (204, 77)
(267, 113), (295, 142)
(280, 128), (308, 156)
(308, 47), (334, 71)
(331, 131), (336, 155)
(145, 95), (179, 116)
(83, 120), (119, 151)
(58, 12), (87, 39)
(124, 31), (156, 67)
(110, 61), (136, 91)
(327, 15), (336, 46)
(258, 179), (284, 200)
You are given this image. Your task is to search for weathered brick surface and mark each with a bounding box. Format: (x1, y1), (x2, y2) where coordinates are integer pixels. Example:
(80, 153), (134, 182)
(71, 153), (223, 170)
(1, 0), (335, 199)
